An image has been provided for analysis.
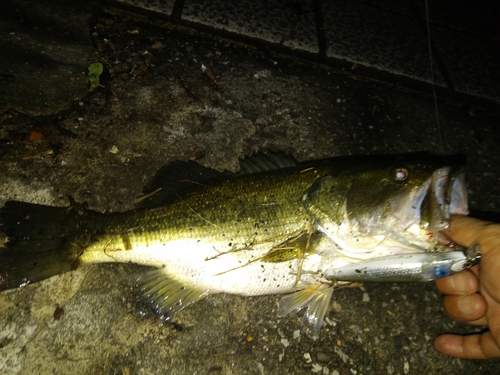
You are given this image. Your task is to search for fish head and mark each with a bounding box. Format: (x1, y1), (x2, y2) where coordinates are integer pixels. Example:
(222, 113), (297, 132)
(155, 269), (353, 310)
(345, 161), (468, 238)
(303, 158), (468, 256)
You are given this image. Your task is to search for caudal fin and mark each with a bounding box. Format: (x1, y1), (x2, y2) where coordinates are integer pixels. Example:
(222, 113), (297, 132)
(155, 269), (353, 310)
(0, 201), (86, 291)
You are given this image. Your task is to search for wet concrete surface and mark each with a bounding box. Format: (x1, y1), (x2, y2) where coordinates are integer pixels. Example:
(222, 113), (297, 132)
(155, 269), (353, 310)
(1, 1), (500, 374)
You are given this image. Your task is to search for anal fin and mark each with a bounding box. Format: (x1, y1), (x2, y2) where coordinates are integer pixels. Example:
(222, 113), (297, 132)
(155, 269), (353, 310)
(137, 270), (210, 321)
(277, 284), (334, 339)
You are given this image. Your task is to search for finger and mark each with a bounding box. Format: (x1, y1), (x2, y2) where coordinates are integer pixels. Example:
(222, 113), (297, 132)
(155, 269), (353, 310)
(442, 216), (500, 255)
(481, 289), (500, 343)
(480, 250), (500, 302)
(435, 269), (479, 295)
(434, 332), (500, 359)
(441, 294), (487, 325)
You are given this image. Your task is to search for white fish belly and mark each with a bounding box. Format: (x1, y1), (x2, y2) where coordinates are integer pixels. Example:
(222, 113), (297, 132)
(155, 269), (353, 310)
(80, 237), (352, 296)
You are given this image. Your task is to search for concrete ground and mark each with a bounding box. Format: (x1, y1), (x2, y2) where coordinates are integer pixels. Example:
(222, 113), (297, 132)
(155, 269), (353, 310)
(0, 0), (499, 374)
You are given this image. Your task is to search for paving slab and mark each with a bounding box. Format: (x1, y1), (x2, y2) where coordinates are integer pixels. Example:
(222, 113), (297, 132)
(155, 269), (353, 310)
(431, 25), (500, 101)
(413, 0), (500, 40)
(114, 0), (176, 16)
(411, 0), (500, 102)
(182, 0), (319, 53)
(321, 0), (446, 86)
(343, 0), (419, 16)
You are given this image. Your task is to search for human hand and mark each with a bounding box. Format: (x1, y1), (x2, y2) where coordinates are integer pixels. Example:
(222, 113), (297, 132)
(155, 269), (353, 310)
(434, 215), (500, 359)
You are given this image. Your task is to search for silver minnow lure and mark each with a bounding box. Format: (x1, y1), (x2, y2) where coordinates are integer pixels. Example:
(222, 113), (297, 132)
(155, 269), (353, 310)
(325, 244), (481, 283)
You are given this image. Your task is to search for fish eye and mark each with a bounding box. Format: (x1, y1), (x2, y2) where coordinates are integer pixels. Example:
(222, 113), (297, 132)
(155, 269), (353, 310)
(391, 167), (409, 181)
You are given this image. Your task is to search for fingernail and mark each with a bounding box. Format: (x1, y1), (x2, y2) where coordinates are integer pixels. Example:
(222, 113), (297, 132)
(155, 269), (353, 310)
(447, 274), (465, 293)
(457, 295), (475, 317)
(447, 271), (476, 294)
(447, 274), (457, 290)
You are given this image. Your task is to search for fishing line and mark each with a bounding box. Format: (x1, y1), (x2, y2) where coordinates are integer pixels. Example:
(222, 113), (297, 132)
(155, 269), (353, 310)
(425, 0), (446, 157)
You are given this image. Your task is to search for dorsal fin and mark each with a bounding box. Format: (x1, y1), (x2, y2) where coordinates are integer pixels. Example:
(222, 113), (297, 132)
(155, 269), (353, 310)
(134, 153), (297, 209)
(134, 161), (225, 208)
(238, 153), (296, 174)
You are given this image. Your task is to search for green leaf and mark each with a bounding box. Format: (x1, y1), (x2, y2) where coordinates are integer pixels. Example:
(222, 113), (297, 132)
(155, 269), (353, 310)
(88, 62), (103, 77)
(86, 62), (104, 92)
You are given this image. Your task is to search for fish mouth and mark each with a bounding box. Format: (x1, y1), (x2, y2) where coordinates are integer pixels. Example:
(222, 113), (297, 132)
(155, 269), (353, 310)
(394, 166), (468, 233)
(427, 167), (469, 232)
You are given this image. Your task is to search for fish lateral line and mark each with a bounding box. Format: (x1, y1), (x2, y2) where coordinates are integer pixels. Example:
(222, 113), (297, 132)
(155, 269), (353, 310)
(204, 229), (309, 261)
(212, 229), (317, 277)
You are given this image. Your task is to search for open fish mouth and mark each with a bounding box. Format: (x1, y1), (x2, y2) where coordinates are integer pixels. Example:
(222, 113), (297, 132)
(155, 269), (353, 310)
(394, 166), (468, 234)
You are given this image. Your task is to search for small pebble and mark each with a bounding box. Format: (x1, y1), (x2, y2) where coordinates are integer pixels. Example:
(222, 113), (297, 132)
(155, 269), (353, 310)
(311, 363), (322, 373)
(150, 41), (165, 50)
(190, 147), (206, 160)
(303, 352), (312, 363)
(316, 352), (331, 363)
(403, 357), (409, 374)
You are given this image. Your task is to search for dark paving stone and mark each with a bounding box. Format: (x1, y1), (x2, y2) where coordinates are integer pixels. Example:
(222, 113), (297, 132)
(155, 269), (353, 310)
(114, 0), (176, 16)
(322, 0), (447, 86)
(182, 0), (319, 53)
(411, 0), (500, 102)
(413, 0), (500, 40)
(346, 0), (419, 16)
(432, 26), (500, 101)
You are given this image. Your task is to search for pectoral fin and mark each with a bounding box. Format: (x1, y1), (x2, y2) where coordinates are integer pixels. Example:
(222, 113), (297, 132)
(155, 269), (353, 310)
(277, 284), (334, 339)
(137, 270), (210, 320)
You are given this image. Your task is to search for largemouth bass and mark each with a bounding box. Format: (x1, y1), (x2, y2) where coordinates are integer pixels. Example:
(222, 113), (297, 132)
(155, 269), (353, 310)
(0, 154), (475, 337)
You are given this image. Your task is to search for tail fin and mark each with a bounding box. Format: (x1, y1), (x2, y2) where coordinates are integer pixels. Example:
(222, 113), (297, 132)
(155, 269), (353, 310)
(0, 201), (87, 291)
